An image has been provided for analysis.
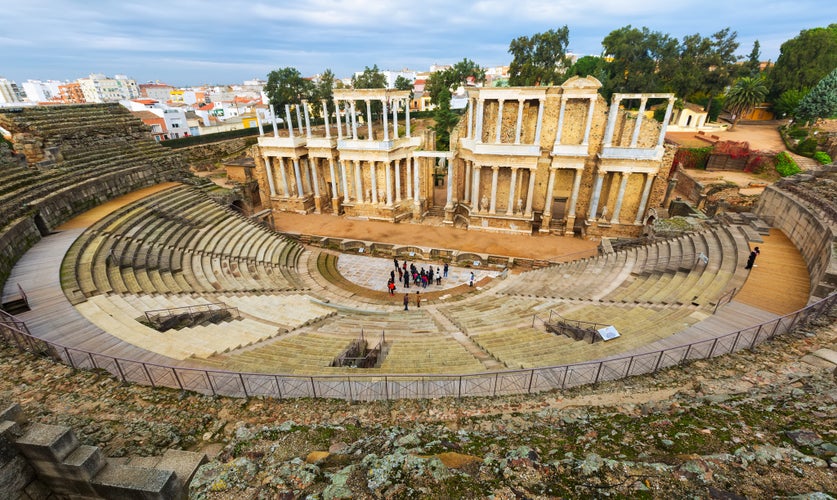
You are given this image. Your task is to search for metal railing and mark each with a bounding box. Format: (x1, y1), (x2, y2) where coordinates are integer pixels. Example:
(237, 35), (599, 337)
(714, 288), (737, 314)
(0, 293), (834, 401)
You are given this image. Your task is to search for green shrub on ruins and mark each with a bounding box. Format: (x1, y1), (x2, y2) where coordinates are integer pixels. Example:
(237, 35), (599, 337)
(775, 151), (801, 177)
(813, 151), (832, 164)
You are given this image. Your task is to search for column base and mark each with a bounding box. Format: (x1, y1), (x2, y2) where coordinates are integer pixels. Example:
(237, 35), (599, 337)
(331, 198), (342, 215)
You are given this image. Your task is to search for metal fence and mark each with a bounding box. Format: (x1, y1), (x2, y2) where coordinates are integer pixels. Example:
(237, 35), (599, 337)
(1, 292), (834, 401)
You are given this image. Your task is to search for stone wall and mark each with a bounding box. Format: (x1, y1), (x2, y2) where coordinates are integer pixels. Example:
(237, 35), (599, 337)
(175, 137), (254, 170)
(0, 219), (41, 298)
(755, 185), (836, 301)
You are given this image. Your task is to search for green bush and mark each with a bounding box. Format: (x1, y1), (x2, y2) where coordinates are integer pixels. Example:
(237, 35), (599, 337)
(775, 151), (801, 177)
(813, 151), (832, 164)
(787, 127), (809, 140)
(796, 137), (818, 156)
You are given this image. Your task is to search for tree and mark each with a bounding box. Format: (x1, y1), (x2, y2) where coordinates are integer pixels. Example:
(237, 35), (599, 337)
(264, 67), (314, 111)
(794, 67), (837, 125)
(565, 55), (609, 84)
(744, 40), (762, 77)
(700, 28), (741, 112)
(773, 88), (808, 118)
(601, 25), (679, 97)
(394, 75), (414, 99)
(432, 89), (459, 151)
(508, 27), (570, 86)
(769, 24), (837, 98)
(425, 58), (486, 105)
(724, 76), (768, 129)
(307, 69), (335, 118)
(352, 65), (387, 89)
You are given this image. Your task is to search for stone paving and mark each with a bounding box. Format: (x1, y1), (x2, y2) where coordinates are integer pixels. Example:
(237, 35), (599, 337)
(336, 253), (500, 294)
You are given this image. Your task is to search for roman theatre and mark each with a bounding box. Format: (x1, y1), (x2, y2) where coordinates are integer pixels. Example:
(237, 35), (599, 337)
(0, 81), (834, 402)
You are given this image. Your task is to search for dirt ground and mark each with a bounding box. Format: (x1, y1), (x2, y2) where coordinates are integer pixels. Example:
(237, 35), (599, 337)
(273, 212), (598, 262)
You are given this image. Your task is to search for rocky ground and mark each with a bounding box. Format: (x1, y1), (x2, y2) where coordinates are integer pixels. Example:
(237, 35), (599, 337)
(1, 307), (835, 499)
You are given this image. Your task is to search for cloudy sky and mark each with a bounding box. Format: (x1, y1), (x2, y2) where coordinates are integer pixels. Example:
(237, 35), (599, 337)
(2, 0), (834, 86)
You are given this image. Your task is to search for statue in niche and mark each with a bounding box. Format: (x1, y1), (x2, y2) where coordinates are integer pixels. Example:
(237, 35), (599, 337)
(480, 194), (489, 213)
(599, 205), (609, 222)
(516, 197), (523, 215)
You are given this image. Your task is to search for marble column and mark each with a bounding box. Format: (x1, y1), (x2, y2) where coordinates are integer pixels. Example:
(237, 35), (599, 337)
(256, 109), (264, 136)
(610, 172), (631, 224)
(514, 99), (525, 144)
(554, 97), (567, 145)
(657, 98), (676, 147)
(506, 167), (519, 215)
(634, 174), (656, 224)
(295, 105), (304, 138)
(382, 99), (389, 141)
(534, 98), (545, 144)
(278, 157), (290, 197)
(406, 156), (413, 200)
(351, 102), (359, 140)
(354, 160), (363, 202)
(334, 100), (343, 140)
(524, 168), (536, 216)
(301, 158), (311, 194)
(328, 158), (338, 199)
(292, 159), (304, 197)
(542, 168), (555, 217)
(285, 105), (295, 139)
(472, 165), (482, 211)
(303, 102), (312, 138)
(405, 103), (411, 138)
(475, 99), (485, 143)
(445, 159), (454, 209)
(603, 96), (620, 147)
(394, 159), (402, 202)
(582, 97), (596, 145)
(463, 161), (472, 203)
(365, 100), (373, 140)
(270, 104), (279, 137)
(263, 156), (277, 196)
(310, 158), (320, 197)
(495, 100), (504, 144)
(385, 161), (393, 206)
(588, 172), (605, 220)
(489, 166), (499, 214)
(370, 161), (378, 203)
(567, 169), (583, 218)
(392, 100), (398, 139)
(467, 98), (474, 139)
(413, 157), (420, 204)
(322, 100), (331, 138)
(630, 97), (648, 147)
(341, 160), (350, 203)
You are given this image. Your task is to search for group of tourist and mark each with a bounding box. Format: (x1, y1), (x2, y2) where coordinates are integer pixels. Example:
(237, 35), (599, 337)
(388, 258), (450, 294)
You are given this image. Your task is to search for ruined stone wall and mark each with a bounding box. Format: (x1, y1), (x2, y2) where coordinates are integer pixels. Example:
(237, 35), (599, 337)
(176, 137), (254, 170)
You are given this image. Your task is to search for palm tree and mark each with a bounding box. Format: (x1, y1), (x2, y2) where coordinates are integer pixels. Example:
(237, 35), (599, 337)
(724, 76), (768, 130)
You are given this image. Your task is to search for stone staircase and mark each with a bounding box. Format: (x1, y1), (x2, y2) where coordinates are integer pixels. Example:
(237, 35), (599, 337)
(0, 403), (206, 499)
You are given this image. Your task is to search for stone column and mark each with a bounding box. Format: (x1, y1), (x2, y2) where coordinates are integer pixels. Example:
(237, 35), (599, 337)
(554, 97), (567, 145)
(634, 173), (656, 224)
(588, 171), (605, 220)
(394, 159), (402, 202)
(351, 101), (359, 140)
(630, 97), (648, 147)
(657, 98), (676, 147)
(301, 158), (312, 194)
(365, 100), (373, 140)
(285, 105), (295, 139)
(413, 157), (420, 205)
(310, 158), (320, 197)
(303, 101), (312, 138)
(582, 97), (596, 145)
(370, 161), (378, 204)
(278, 157), (290, 197)
(405, 102), (411, 138)
(292, 159), (304, 197)
(534, 98), (545, 144)
(328, 157), (338, 198)
(270, 105), (279, 137)
(507, 167), (519, 215)
(259, 155), (275, 197)
(256, 109), (264, 136)
(495, 99), (504, 144)
(467, 98), (474, 139)
(341, 160), (350, 203)
(382, 99), (390, 141)
(322, 100), (331, 138)
(610, 172), (631, 224)
(514, 99), (525, 144)
(567, 168), (583, 218)
(472, 165), (482, 211)
(475, 99), (485, 143)
(524, 168), (536, 216)
(385, 161), (393, 206)
(463, 161), (472, 203)
(489, 166), (499, 214)
(392, 100), (398, 139)
(603, 96), (621, 147)
(406, 156), (413, 200)
(445, 158), (454, 209)
(295, 105), (304, 137)
(354, 160), (363, 202)
(334, 100), (343, 140)
(542, 168), (555, 217)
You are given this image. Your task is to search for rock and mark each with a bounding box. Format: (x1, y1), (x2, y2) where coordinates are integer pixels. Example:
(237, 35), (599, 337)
(396, 432), (420, 448)
(580, 453), (603, 475)
(328, 442), (348, 454)
(434, 452), (482, 469)
(786, 429), (823, 448)
(322, 465), (355, 500)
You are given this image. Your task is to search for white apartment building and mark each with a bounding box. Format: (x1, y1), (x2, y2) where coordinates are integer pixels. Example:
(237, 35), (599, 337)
(20, 80), (64, 103)
(0, 78), (25, 105)
(77, 74), (140, 103)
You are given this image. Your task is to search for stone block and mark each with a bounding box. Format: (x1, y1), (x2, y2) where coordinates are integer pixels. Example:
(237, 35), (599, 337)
(0, 454), (35, 494)
(15, 422), (79, 463)
(157, 449), (208, 494)
(0, 403), (26, 425)
(92, 463), (179, 500)
(0, 420), (20, 439)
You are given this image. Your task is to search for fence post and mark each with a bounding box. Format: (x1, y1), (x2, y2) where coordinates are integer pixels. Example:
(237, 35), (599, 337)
(239, 374), (249, 397)
(172, 368), (184, 391)
(384, 376), (389, 400)
(625, 356), (634, 377)
(206, 372), (216, 396)
(594, 362), (604, 383)
(310, 377), (317, 398)
(561, 366), (569, 389)
(274, 375), (283, 398)
(653, 351), (664, 372)
(750, 324), (764, 349)
(458, 376), (463, 398)
(527, 370), (535, 393)
(64, 347), (75, 368)
(114, 358), (126, 382)
(142, 363), (155, 387)
(493, 372), (499, 396)
(708, 338), (719, 357)
(347, 377), (353, 402)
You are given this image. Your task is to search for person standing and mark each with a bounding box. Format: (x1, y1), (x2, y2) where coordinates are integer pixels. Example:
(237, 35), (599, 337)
(469, 271), (475, 287)
(443, 262), (449, 278)
(745, 246), (760, 269)
(435, 269), (441, 285)
(415, 290), (421, 308)
(403, 293), (409, 311)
